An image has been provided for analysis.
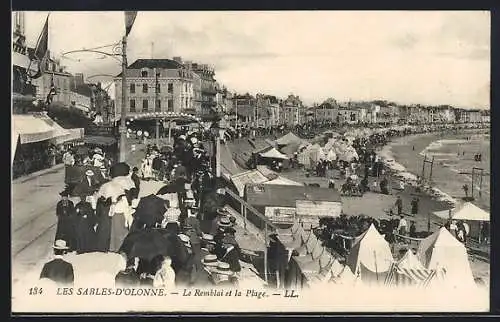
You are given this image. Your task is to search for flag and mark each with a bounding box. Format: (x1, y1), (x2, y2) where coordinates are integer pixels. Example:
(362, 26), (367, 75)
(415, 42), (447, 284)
(35, 16), (49, 60)
(124, 11), (138, 36)
(28, 15), (49, 79)
(45, 74), (57, 105)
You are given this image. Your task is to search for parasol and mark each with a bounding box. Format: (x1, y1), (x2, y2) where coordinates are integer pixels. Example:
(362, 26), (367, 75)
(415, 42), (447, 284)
(121, 229), (178, 262)
(133, 194), (167, 227)
(110, 162), (131, 178)
(112, 176), (136, 191)
(97, 180), (127, 203)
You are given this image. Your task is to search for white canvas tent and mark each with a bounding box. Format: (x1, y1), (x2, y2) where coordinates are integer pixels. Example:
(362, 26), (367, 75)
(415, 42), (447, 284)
(346, 224), (394, 282)
(275, 132), (303, 146)
(384, 249), (433, 287)
(433, 202), (489, 222)
(259, 147), (289, 160)
(417, 227), (476, 288)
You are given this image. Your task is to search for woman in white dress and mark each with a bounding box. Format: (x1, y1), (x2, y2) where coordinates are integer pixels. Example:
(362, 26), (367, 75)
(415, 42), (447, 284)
(153, 257), (176, 289)
(141, 157), (153, 180)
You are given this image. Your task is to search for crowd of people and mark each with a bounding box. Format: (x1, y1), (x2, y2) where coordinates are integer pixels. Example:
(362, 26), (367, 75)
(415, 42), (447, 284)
(41, 129), (246, 289)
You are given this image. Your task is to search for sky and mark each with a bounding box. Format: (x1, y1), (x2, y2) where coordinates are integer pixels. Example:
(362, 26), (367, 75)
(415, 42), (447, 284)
(18, 11), (490, 108)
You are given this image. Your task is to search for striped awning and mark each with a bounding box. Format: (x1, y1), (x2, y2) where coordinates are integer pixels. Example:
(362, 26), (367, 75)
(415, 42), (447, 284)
(384, 263), (433, 287)
(52, 128), (84, 145)
(12, 114), (56, 144)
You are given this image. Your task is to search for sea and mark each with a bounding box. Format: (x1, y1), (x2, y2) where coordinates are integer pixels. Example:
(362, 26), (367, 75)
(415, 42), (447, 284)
(419, 133), (490, 209)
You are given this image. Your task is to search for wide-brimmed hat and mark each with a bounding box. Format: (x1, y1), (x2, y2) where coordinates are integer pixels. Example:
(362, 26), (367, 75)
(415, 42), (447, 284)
(213, 262), (233, 275)
(53, 239), (69, 250)
(178, 234), (190, 246)
(201, 254), (219, 267)
(217, 217), (232, 227)
(216, 208), (229, 216)
(202, 234), (216, 244)
(85, 170), (94, 176)
(59, 190), (69, 197)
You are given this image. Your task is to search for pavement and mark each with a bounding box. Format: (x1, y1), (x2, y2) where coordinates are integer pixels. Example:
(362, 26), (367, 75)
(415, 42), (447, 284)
(11, 140), (150, 287)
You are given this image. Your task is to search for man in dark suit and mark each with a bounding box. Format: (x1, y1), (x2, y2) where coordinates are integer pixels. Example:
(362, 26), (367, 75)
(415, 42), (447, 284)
(184, 209), (203, 272)
(77, 169), (98, 197)
(115, 258), (140, 287)
(39, 240), (74, 286)
(131, 167), (141, 193)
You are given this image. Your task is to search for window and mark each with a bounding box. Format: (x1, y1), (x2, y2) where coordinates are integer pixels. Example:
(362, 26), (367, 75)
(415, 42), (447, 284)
(142, 84), (148, 93)
(130, 83), (135, 93)
(142, 99), (148, 112)
(156, 83), (161, 93)
(155, 100), (161, 112)
(141, 70), (148, 77)
(168, 83), (173, 93)
(130, 99), (136, 112)
(168, 99), (174, 112)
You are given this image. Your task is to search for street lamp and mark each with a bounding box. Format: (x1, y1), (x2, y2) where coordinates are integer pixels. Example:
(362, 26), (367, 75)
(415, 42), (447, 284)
(61, 39), (128, 162)
(210, 116), (228, 178)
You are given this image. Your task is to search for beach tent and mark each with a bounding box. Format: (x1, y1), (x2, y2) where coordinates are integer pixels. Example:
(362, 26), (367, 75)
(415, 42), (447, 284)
(326, 149), (337, 162)
(330, 264), (357, 286)
(433, 202), (489, 240)
(433, 202), (489, 222)
(346, 224), (394, 283)
(416, 227), (476, 288)
(280, 141), (302, 157)
(259, 147), (289, 160)
(265, 176), (303, 186)
(275, 132), (303, 146)
(384, 249), (433, 287)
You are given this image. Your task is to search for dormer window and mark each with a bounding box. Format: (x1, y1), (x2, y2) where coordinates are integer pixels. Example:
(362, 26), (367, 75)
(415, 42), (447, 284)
(141, 69), (148, 77)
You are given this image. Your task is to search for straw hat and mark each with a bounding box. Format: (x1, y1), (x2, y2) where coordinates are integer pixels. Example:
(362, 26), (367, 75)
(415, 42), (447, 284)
(202, 234), (216, 244)
(178, 234), (190, 246)
(85, 170), (95, 176)
(217, 217), (232, 228)
(201, 254), (219, 267)
(53, 239), (69, 250)
(216, 208), (229, 216)
(213, 262), (233, 275)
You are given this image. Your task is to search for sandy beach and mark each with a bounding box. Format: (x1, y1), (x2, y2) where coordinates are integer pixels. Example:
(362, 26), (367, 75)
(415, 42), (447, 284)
(384, 130), (490, 212)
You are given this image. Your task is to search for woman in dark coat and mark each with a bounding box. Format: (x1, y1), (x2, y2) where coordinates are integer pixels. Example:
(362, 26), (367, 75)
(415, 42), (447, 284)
(74, 194), (97, 253)
(55, 191), (77, 251)
(95, 196), (112, 252)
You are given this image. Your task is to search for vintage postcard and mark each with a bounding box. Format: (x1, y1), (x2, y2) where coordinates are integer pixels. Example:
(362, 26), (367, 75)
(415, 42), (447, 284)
(11, 10), (490, 313)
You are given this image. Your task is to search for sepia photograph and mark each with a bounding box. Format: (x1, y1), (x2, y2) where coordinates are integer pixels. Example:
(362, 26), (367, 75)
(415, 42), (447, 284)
(11, 10), (490, 313)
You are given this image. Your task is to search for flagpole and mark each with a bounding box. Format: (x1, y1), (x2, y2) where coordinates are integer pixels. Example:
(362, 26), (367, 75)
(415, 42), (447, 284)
(29, 13), (50, 68)
(119, 34), (128, 162)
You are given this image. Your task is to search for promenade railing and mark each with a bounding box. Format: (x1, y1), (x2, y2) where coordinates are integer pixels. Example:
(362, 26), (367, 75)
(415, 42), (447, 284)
(222, 187), (278, 284)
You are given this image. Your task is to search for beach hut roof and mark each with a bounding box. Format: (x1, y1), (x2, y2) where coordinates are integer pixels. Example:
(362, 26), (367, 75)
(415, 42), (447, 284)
(231, 170), (269, 197)
(433, 202), (489, 222)
(264, 176), (303, 186)
(346, 224), (394, 275)
(259, 147), (289, 160)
